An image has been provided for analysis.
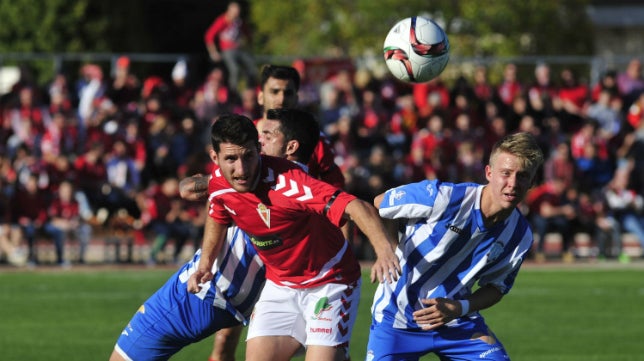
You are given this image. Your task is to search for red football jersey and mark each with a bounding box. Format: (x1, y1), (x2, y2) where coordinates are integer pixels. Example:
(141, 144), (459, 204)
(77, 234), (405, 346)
(208, 155), (361, 288)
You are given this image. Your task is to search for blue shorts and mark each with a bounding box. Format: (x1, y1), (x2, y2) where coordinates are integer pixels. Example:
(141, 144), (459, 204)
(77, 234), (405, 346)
(114, 276), (240, 361)
(366, 317), (509, 361)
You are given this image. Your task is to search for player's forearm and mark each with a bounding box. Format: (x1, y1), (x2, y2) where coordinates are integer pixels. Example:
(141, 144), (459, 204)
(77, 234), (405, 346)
(466, 284), (503, 313)
(199, 212), (225, 271)
(179, 174), (209, 201)
(345, 199), (396, 257)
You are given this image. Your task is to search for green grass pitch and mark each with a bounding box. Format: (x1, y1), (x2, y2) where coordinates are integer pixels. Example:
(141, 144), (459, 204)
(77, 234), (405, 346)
(0, 264), (642, 361)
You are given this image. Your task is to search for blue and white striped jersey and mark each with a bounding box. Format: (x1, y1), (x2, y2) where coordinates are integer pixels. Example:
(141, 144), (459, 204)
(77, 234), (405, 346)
(372, 179), (533, 330)
(178, 225), (265, 324)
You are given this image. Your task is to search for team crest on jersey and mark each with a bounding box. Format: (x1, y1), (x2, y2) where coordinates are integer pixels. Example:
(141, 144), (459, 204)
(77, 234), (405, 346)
(487, 241), (505, 263)
(388, 189), (405, 206)
(257, 203), (270, 228)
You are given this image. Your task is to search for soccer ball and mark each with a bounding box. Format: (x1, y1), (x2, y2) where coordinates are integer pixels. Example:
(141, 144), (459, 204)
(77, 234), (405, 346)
(383, 16), (450, 83)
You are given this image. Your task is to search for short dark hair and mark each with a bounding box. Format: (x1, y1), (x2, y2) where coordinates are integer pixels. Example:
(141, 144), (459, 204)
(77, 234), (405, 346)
(266, 108), (319, 164)
(260, 64), (300, 91)
(210, 113), (259, 153)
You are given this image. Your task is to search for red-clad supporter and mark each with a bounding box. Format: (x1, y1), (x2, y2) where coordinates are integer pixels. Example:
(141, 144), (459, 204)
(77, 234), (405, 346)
(44, 155), (77, 193)
(73, 143), (108, 214)
(192, 67), (231, 123)
(626, 92), (644, 130)
(472, 65), (495, 104)
(496, 63), (522, 109)
(526, 177), (577, 263)
(355, 88), (387, 141)
(204, 1), (258, 91)
(570, 120), (609, 161)
(543, 142), (576, 189)
(408, 113), (454, 182)
(413, 77), (450, 118)
(42, 180), (92, 266)
(6, 86), (51, 158)
(12, 173), (49, 265)
(48, 73), (74, 116)
(483, 116), (508, 156)
(556, 68), (590, 132)
(144, 178), (192, 265)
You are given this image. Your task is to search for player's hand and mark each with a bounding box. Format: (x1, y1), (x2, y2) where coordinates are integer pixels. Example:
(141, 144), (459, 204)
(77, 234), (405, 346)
(187, 268), (214, 293)
(412, 298), (461, 330)
(370, 251), (401, 284)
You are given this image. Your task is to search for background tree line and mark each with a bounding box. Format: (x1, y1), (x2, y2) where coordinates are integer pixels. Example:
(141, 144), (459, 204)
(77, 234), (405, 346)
(0, 0), (594, 83)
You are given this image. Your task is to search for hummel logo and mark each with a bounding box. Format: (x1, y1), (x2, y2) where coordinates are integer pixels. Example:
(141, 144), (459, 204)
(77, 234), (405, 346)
(273, 175), (313, 201)
(446, 224), (464, 234)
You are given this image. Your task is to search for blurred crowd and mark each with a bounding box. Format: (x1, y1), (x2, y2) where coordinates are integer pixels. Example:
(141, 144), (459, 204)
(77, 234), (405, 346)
(1, 55), (643, 267)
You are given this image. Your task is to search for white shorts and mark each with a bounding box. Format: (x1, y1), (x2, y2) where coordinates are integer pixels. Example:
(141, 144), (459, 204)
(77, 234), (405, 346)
(247, 279), (361, 347)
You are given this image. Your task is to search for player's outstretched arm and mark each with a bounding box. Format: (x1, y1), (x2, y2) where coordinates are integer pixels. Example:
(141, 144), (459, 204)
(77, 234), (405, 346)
(179, 174), (209, 201)
(343, 198), (400, 284)
(188, 211), (227, 293)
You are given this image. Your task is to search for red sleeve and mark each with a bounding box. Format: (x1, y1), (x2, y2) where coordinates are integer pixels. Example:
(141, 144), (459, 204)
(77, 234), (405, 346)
(307, 135), (345, 189)
(207, 168), (233, 225)
(204, 16), (226, 45)
(286, 167), (355, 227)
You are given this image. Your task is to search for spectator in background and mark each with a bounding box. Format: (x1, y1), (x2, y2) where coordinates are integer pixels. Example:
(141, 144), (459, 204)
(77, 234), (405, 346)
(496, 63), (522, 112)
(543, 142), (575, 189)
(0, 160), (25, 267)
(588, 192), (629, 262)
(104, 139), (142, 221)
(586, 88), (622, 141)
(591, 69), (620, 102)
(204, 1), (258, 92)
(106, 56), (140, 112)
(605, 164), (644, 254)
(145, 177), (192, 265)
(74, 142), (108, 217)
(626, 91), (644, 131)
(616, 58), (644, 108)
(527, 62), (557, 121)
(193, 67), (230, 124)
(556, 68), (589, 132)
(42, 180), (92, 266)
(526, 177), (577, 263)
(12, 173), (48, 266)
(168, 59), (195, 115)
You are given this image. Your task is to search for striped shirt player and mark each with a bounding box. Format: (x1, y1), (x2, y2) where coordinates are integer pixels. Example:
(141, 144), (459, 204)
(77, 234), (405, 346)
(111, 226), (264, 361)
(368, 180), (534, 360)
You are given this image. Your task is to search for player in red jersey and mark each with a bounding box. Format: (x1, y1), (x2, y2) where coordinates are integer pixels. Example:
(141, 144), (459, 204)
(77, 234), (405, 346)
(188, 113), (399, 361)
(186, 64), (348, 361)
(255, 64), (345, 188)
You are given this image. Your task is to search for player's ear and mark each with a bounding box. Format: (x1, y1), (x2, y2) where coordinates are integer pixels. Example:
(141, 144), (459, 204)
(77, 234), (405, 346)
(257, 90), (264, 106)
(285, 139), (299, 158)
(209, 148), (219, 165)
(485, 164), (492, 182)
